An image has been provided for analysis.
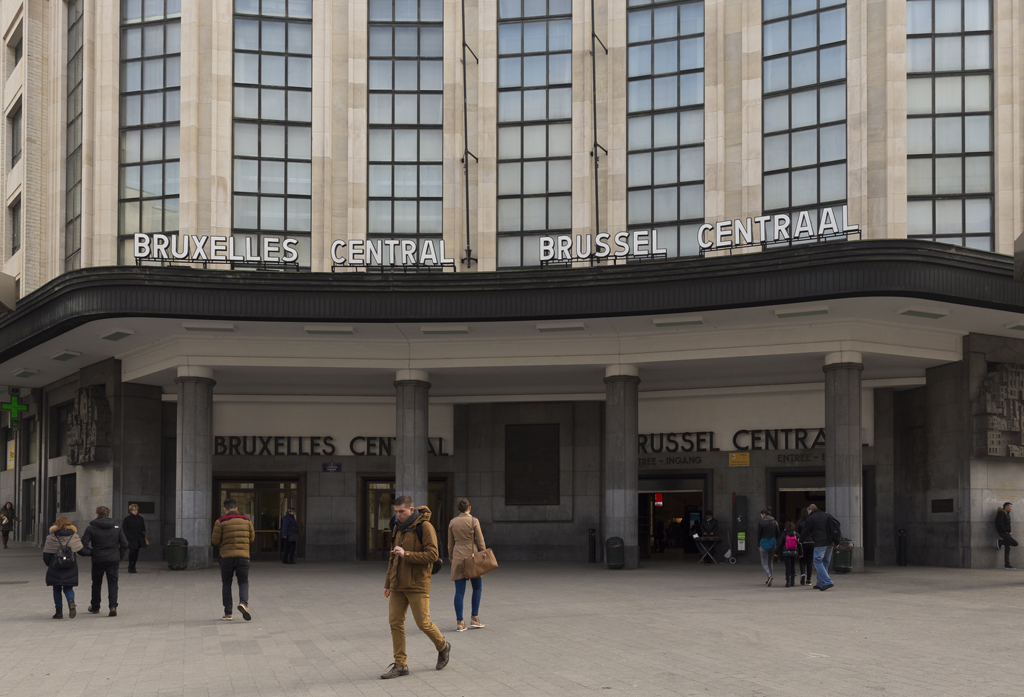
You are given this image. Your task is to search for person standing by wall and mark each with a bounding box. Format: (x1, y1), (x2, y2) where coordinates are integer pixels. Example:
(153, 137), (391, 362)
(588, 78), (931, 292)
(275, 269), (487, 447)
(211, 498), (255, 621)
(996, 502), (1017, 569)
(778, 522), (801, 587)
(122, 504), (147, 574)
(757, 508), (780, 586)
(448, 497), (486, 632)
(81, 506), (128, 616)
(1, 502), (20, 549)
(381, 495), (450, 680)
(280, 508), (299, 564)
(42, 516), (89, 619)
(797, 508), (815, 586)
(803, 504), (834, 591)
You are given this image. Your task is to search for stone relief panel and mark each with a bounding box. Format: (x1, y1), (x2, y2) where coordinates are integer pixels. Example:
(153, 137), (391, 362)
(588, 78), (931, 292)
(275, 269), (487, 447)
(67, 385), (111, 466)
(978, 364), (1024, 457)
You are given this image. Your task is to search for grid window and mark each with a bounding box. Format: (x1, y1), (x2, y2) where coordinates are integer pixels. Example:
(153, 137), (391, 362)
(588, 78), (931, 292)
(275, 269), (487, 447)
(496, 0), (572, 268)
(118, 0), (182, 265)
(10, 199), (20, 256)
(762, 0), (847, 240)
(233, 0), (313, 270)
(65, 0), (84, 271)
(626, 0), (704, 259)
(367, 0), (444, 262)
(906, 0), (992, 251)
(9, 107), (21, 167)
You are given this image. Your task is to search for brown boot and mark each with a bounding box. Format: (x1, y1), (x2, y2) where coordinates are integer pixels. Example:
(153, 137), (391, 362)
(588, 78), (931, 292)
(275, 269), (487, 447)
(436, 641), (451, 670)
(380, 663), (409, 680)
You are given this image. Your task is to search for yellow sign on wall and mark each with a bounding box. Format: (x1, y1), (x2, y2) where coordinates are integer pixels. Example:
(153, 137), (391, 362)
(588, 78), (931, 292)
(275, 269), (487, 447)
(728, 452), (750, 467)
(6, 440), (14, 470)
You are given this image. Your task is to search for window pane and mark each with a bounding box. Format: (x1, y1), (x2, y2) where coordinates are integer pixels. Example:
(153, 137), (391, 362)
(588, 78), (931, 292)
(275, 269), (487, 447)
(934, 117), (962, 154)
(907, 119), (932, 155)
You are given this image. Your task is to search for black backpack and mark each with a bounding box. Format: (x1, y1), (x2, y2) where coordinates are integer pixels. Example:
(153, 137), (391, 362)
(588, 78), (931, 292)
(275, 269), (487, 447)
(391, 519), (443, 575)
(825, 514), (843, 545)
(52, 537), (76, 570)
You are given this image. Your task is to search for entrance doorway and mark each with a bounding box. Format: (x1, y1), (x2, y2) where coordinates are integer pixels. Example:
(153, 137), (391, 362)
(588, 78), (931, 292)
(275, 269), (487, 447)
(359, 476), (452, 561)
(772, 472), (826, 528)
(21, 478), (36, 543)
(638, 474), (708, 560)
(214, 477), (303, 561)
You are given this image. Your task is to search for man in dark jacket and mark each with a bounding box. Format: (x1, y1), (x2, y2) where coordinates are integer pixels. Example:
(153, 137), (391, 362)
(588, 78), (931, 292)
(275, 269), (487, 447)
(122, 504), (147, 573)
(996, 502), (1017, 569)
(803, 504), (833, 591)
(696, 511), (719, 564)
(280, 508), (298, 564)
(81, 505), (129, 616)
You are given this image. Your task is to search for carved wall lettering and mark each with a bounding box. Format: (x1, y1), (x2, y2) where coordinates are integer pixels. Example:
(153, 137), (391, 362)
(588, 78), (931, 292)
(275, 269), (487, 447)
(67, 386), (111, 466)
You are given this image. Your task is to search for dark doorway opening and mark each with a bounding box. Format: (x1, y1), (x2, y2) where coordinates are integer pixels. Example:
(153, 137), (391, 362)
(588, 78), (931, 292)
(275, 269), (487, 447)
(213, 476), (304, 561)
(21, 477), (36, 543)
(358, 475), (452, 561)
(638, 473), (709, 560)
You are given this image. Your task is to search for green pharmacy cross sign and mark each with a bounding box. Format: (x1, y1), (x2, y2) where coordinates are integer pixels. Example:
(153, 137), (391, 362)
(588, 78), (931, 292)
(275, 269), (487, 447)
(1, 394), (27, 429)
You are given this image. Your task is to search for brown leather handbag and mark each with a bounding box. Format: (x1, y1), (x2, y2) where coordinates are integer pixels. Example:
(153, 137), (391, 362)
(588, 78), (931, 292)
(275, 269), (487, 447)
(463, 548), (498, 578)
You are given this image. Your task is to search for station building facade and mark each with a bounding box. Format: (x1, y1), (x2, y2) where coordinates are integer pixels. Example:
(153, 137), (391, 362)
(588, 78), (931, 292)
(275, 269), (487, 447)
(0, 0), (1023, 570)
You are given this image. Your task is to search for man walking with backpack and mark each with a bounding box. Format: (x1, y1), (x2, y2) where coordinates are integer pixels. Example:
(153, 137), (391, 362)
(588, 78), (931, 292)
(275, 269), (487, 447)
(381, 495), (450, 679)
(81, 506), (129, 616)
(803, 504), (835, 591)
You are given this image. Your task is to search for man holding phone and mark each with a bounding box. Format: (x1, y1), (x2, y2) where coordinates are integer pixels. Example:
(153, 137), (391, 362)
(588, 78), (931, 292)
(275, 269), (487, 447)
(380, 495), (450, 679)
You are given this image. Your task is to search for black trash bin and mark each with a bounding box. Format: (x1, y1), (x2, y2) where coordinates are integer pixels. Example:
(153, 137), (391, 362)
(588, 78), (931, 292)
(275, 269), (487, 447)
(832, 538), (854, 573)
(605, 537), (625, 569)
(167, 538), (189, 570)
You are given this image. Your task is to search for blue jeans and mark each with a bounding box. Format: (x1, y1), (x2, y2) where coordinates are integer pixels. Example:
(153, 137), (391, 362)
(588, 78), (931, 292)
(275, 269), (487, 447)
(454, 577), (482, 621)
(52, 586), (75, 608)
(813, 545), (834, 587)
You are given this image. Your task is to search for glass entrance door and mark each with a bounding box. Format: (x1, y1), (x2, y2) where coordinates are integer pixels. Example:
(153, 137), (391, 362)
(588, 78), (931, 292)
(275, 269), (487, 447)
(215, 479), (300, 561)
(362, 478), (451, 561)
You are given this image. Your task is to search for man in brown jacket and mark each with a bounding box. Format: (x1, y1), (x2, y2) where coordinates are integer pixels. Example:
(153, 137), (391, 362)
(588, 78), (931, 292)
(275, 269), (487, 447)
(381, 495), (450, 679)
(211, 498), (255, 621)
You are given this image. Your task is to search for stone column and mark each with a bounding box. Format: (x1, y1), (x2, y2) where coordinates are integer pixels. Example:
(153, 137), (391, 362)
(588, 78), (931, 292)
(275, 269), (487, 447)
(604, 365), (640, 569)
(824, 351), (864, 572)
(395, 370), (430, 508)
(175, 366), (216, 569)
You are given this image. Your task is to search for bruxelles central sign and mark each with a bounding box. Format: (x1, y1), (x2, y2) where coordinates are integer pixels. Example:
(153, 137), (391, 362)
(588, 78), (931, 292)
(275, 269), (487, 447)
(131, 205), (858, 266)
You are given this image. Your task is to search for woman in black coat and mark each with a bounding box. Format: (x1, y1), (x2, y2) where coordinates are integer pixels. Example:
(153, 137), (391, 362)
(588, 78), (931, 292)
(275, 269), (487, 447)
(42, 517), (90, 619)
(122, 504), (147, 573)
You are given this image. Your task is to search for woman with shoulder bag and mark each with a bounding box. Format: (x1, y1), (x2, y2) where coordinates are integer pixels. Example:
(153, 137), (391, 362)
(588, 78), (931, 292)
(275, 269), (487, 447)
(1, 501), (20, 549)
(43, 517), (90, 619)
(448, 498), (486, 632)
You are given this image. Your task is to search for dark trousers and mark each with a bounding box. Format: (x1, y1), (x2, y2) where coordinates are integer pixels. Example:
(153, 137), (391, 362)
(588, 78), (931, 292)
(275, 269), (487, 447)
(1001, 534), (1018, 566)
(799, 543), (815, 579)
(219, 557), (250, 613)
(128, 548), (140, 569)
(91, 561), (119, 608)
(2, 531), (9, 546)
(281, 540), (297, 564)
(783, 555), (797, 582)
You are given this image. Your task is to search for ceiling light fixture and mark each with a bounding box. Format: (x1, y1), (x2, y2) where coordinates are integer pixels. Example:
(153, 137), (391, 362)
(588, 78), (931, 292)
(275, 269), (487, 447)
(421, 325), (470, 335)
(50, 350), (81, 362)
(897, 306), (949, 320)
(537, 321), (585, 332)
(100, 329), (135, 341)
(12, 368), (38, 379)
(1005, 321), (1024, 332)
(182, 322), (235, 332)
(304, 325), (355, 335)
(775, 306), (829, 319)
(653, 315), (704, 327)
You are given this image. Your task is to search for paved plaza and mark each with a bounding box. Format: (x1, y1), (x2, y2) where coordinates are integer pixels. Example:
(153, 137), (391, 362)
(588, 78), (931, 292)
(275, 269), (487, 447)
(0, 544), (1020, 697)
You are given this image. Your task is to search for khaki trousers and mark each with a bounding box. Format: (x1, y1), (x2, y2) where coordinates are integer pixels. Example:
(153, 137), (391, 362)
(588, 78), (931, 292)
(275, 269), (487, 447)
(388, 590), (446, 665)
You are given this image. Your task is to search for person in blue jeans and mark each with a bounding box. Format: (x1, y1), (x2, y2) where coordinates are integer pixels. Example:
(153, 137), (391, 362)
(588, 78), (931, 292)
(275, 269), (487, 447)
(802, 504), (834, 591)
(42, 517), (91, 619)
(448, 498), (486, 631)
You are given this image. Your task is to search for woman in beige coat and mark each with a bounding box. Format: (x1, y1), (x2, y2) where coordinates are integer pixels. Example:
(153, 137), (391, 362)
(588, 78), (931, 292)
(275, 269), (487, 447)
(448, 497), (486, 631)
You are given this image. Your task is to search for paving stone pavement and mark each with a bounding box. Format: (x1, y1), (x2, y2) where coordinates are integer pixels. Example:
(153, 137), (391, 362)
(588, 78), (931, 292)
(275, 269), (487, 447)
(1, 542), (1021, 697)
